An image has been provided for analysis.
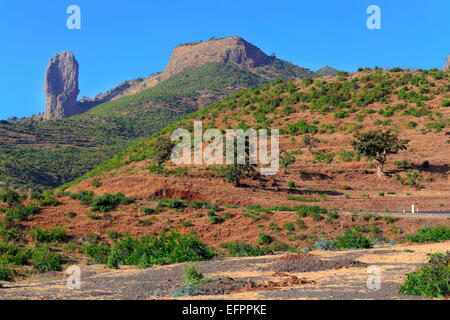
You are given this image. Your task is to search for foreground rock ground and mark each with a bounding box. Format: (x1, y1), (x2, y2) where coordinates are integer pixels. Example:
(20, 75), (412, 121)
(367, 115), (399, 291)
(1, 241), (448, 300)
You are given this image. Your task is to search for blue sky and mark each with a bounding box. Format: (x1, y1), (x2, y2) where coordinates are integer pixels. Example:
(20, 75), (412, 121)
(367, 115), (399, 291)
(0, 0), (449, 120)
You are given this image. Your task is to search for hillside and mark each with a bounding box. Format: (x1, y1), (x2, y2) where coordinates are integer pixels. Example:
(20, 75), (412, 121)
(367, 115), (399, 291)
(39, 67), (448, 244)
(0, 37), (336, 191)
(78, 37), (337, 107)
(0, 68), (449, 296)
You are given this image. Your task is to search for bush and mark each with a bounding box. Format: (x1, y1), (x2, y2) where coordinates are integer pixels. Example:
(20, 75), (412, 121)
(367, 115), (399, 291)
(398, 252), (449, 299)
(36, 190), (60, 207)
(258, 232), (273, 245)
(296, 205), (327, 217)
(283, 222), (295, 231)
(82, 243), (110, 264)
(0, 241), (31, 265)
(188, 200), (207, 209)
(70, 190), (95, 206)
(158, 198), (186, 209)
(90, 193), (135, 212)
(0, 264), (13, 281)
(314, 239), (336, 251)
(0, 190), (21, 205)
(295, 219), (306, 229)
(312, 213), (324, 221)
(5, 204), (39, 222)
(336, 229), (373, 249)
(406, 226), (450, 243)
(182, 264), (211, 286)
(327, 211), (339, 219)
(91, 179), (101, 188)
(67, 211), (76, 218)
(206, 211), (222, 225)
(107, 230), (122, 240)
(31, 227), (68, 243)
(84, 231), (214, 268)
(219, 242), (267, 257)
(31, 245), (65, 273)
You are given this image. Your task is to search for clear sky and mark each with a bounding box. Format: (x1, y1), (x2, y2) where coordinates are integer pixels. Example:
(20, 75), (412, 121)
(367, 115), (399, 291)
(0, 0), (449, 120)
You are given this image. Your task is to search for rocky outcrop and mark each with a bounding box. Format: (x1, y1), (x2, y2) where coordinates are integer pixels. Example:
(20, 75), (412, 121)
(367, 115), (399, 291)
(444, 55), (450, 72)
(158, 37), (272, 82)
(44, 51), (80, 120)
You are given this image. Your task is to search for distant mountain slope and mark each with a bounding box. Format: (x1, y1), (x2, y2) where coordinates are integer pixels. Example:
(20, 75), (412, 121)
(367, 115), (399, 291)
(78, 37), (337, 111)
(0, 63), (264, 190)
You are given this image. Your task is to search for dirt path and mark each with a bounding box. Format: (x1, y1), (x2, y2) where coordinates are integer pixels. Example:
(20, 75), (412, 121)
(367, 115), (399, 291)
(0, 241), (448, 300)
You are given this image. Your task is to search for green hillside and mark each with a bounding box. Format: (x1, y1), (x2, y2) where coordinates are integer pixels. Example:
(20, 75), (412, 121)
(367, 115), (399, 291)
(61, 67), (449, 190)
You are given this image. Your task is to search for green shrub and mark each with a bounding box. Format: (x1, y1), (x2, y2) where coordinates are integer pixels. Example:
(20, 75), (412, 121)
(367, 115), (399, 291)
(0, 190), (21, 205)
(107, 230), (122, 240)
(92, 179), (102, 188)
(36, 190), (60, 207)
(382, 216), (400, 224)
(82, 242), (110, 264)
(222, 212), (232, 220)
(182, 264), (211, 286)
(0, 241), (31, 265)
(312, 213), (324, 221)
(188, 200), (207, 209)
(296, 205), (327, 217)
(283, 222), (295, 231)
(336, 229), (373, 249)
(70, 190), (95, 206)
(295, 219), (306, 229)
(182, 221), (193, 227)
(406, 226), (450, 243)
(67, 211), (76, 218)
(258, 232), (273, 245)
(206, 211), (222, 224)
(31, 227), (68, 243)
(84, 231), (214, 268)
(327, 211), (339, 219)
(31, 245), (65, 273)
(0, 264), (13, 281)
(219, 242), (267, 257)
(158, 198), (186, 209)
(398, 252), (449, 299)
(88, 213), (101, 220)
(5, 204), (39, 222)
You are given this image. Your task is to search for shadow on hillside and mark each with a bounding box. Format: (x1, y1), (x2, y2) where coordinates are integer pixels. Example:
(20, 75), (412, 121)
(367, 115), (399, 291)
(389, 164), (449, 177)
(299, 171), (332, 181)
(240, 179), (343, 196)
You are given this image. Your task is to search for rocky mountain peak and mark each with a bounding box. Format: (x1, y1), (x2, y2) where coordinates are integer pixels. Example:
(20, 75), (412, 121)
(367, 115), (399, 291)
(158, 36), (272, 82)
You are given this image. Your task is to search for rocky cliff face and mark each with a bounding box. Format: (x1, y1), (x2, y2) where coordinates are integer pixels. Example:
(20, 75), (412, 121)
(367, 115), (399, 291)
(44, 51), (80, 120)
(444, 55), (450, 72)
(158, 37), (272, 82)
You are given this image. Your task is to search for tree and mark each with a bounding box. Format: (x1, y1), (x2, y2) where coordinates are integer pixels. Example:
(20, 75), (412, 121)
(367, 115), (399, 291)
(152, 137), (176, 166)
(221, 137), (257, 187)
(351, 130), (409, 177)
(280, 150), (296, 172)
(303, 135), (320, 155)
